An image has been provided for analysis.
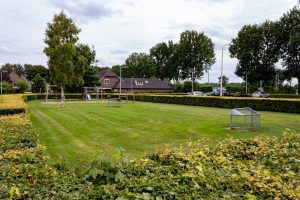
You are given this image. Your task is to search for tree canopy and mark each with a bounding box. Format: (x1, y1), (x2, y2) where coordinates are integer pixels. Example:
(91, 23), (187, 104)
(124, 53), (156, 78)
(229, 22), (280, 85)
(150, 41), (179, 81)
(1, 63), (24, 76)
(44, 11), (81, 94)
(279, 6), (300, 91)
(177, 30), (216, 80)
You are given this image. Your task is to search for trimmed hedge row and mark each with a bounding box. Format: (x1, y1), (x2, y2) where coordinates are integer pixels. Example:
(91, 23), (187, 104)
(23, 94), (300, 113)
(130, 95), (300, 113)
(0, 95), (27, 115)
(270, 94), (300, 99)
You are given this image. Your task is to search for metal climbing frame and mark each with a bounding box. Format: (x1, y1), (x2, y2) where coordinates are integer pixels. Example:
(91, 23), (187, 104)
(230, 107), (260, 129)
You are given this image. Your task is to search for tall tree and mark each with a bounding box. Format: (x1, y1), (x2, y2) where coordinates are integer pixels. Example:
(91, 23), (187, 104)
(229, 22), (280, 85)
(177, 30), (215, 80)
(218, 75), (229, 86)
(76, 44), (98, 87)
(279, 6), (300, 91)
(124, 53), (156, 78)
(44, 11), (81, 102)
(31, 74), (47, 93)
(150, 41), (179, 81)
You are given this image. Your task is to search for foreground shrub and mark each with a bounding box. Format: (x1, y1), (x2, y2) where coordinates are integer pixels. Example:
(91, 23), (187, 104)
(92, 131), (300, 199)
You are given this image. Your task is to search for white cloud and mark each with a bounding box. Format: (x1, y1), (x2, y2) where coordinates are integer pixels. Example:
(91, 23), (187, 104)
(0, 0), (297, 82)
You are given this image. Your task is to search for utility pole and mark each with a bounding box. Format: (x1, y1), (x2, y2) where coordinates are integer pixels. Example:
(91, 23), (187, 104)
(119, 66), (122, 98)
(220, 44), (230, 96)
(0, 71), (2, 95)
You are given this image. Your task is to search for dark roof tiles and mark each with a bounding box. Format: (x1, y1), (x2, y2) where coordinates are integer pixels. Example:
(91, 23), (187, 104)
(117, 78), (171, 90)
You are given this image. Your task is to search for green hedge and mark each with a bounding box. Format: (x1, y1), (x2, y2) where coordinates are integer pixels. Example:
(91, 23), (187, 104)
(23, 94), (300, 113)
(130, 95), (300, 113)
(1, 89), (20, 94)
(0, 108), (25, 115)
(270, 94), (300, 98)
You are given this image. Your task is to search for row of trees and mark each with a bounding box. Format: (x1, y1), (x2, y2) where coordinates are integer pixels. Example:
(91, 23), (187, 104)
(0, 63), (49, 82)
(229, 5), (300, 91)
(43, 11), (217, 97)
(112, 30), (215, 82)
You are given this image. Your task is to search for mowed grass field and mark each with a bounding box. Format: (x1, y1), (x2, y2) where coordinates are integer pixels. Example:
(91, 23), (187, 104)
(27, 100), (300, 165)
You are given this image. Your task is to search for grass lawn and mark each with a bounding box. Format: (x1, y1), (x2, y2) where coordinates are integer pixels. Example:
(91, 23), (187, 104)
(27, 100), (300, 165)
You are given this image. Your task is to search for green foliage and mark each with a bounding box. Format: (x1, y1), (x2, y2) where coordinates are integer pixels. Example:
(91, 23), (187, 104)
(170, 81), (184, 93)
(24, 64), (49, 81)
(124, 53), (156, 78)
(229, 22), (280, 85)
(1, 63), (24, 76)
(0, 81), (10, 90)
(150, 41), (179, 80)
(278, 85), (296, 94)
(218, 75), (229, 86)
(16, 80), (29, 93)
(199, 86), (213, 93)
(178, 30), (216, 80)
(132, 94), (300, 113)
(280, 6), (300, 91)
(44, 11), (80, 91)
(85, 149), (129, 185)
(270, 94), (300, 98)
(31, 74), (46, 93)
(183, 81), (200, 92)
(2, 96), (299, 198)
(226, 86), (242, 93)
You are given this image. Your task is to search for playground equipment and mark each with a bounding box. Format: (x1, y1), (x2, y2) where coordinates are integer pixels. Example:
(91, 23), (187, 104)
(83, 87), (104, 101)
(230, 107), (260, 129)
(45, 84), (58, 102)
(107, 97), (122, 107)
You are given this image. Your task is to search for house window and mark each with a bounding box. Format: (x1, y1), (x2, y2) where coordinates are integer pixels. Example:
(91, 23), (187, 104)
(134, 81), (143, 86)
(104, 79), (110, 84)
(13, 82), (18, 88)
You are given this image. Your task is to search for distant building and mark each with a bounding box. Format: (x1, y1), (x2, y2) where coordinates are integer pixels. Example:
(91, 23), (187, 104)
(0, 71), (25, 89)
(98, 69), (172, 93)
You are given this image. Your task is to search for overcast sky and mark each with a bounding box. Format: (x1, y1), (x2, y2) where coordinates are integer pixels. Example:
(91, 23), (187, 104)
(0, 0), (297, 83)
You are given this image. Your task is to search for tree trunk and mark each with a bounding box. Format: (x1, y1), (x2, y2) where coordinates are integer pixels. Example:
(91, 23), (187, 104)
(298, 77), (300, 94)
(61, 85), (65, 108)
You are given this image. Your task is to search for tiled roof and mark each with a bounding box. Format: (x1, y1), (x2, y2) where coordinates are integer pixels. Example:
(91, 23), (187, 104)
(99, 69), (118, 79)
(116, 78), (171, 90)
(0, 71), (23, 83)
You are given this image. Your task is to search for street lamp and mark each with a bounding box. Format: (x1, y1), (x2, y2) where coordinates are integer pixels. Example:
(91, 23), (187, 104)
(220, 43), (230, 96)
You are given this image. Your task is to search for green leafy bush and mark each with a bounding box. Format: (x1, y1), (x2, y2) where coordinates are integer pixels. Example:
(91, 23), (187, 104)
(88, 131), (300, 199)
(199, 86), (213, 93)
(226, 86), (242, 93)
(31, 74), (47, 93)
(16, 80), (29, 93)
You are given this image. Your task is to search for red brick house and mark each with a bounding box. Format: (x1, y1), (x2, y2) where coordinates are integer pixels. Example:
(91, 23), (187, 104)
(0, 71), (25, 89)
(99, 69), (120, 91)
(99, 69), (172, 93)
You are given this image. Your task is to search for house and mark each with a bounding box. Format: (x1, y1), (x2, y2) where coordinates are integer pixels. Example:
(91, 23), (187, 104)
(99, 69), (120, 91)
(99, 69), (172, 93)
(0, 71), (25, 89)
